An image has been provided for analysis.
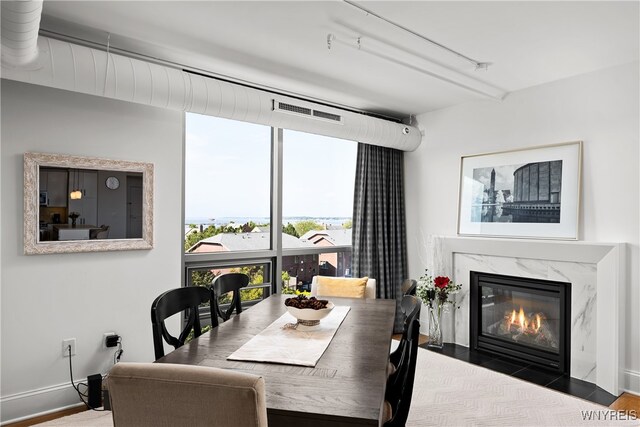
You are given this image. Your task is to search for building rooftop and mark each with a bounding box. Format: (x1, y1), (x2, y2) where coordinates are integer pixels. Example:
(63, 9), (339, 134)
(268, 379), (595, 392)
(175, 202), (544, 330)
(300, 229), (352, 246)
(189, 231), (314, 252)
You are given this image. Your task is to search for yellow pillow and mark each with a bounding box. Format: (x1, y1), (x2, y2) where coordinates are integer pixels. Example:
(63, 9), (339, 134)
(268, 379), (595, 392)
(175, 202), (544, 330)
(316, 276), (369, 298)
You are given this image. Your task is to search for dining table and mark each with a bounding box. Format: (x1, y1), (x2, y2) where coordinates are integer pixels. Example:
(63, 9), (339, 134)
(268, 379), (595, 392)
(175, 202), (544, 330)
(156, 294), (396, 427)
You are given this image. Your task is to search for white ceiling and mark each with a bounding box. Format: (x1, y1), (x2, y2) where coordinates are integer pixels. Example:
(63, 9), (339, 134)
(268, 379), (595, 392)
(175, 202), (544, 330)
(40, 1), (639, 119)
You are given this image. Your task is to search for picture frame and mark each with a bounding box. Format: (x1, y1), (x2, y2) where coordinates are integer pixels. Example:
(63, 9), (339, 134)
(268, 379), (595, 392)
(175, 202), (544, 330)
(457, 141), (582, 240)
(24, 152), (154, 254)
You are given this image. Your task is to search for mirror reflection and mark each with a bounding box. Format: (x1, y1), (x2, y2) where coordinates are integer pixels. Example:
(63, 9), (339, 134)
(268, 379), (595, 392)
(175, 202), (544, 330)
(39, 167), (143, 241)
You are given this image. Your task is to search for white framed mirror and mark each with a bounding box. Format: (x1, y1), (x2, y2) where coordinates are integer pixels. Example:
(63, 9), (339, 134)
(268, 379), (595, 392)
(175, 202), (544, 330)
(24, 152), (154, 254)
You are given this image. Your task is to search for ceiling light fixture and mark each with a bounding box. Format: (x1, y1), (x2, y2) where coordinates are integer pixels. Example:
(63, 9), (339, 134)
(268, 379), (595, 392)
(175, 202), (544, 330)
(327, 34), (506, 100)
(70, 169), (82, 200)
(342, 0), (491, 71)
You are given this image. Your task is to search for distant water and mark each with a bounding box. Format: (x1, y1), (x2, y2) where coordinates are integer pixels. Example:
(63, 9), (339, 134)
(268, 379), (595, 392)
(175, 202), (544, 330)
(185, 216), (351, 227)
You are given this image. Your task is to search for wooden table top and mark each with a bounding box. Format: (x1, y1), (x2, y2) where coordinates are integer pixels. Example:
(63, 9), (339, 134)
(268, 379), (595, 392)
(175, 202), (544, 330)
(52, 224), (99, 230)
(157, 294), (396, 427)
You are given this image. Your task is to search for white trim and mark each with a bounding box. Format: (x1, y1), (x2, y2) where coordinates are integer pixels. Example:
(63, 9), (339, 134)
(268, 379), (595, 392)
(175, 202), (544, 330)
(0, 381), (84, 425)
(1, 381), (71, 402)
(624, 369), (640, 396)
(1, 403), (85, 426)
(435, 235), (624, 395)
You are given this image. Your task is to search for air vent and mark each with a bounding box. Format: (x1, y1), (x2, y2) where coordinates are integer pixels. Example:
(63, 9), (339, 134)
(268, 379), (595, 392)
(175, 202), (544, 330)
(273, 100), (343, 124)
(313, 110), (342, 122)
(277, 102), (311, 116)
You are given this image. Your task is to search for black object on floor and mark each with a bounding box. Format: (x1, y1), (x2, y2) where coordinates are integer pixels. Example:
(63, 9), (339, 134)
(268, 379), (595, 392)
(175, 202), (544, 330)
(420, 343), (618, 406)
(87, 374), (103, 409)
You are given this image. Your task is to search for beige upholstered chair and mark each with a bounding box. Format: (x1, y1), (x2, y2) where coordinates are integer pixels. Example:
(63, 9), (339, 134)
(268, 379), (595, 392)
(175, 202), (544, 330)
(310, 276), (377, 299)
(108, 363), (268, 427)
(95, 225), (110, 239)
(90, 225), (110, 239)
(401, 279), (417, 296)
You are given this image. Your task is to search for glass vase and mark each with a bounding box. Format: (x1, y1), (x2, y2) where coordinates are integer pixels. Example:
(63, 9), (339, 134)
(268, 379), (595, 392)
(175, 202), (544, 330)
(427, 304), (443, 349)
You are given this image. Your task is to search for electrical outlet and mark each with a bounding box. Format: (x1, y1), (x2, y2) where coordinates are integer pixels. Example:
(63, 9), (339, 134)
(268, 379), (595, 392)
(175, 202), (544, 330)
(103, 332), (118, 349)
(62, 338), (76, 357)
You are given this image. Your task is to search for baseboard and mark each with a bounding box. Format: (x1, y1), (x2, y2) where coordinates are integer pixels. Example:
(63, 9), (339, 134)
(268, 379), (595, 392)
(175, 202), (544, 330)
(0, 382), (81, 425)
(624, 369), (640, 396)
(3, 404), (86, 427)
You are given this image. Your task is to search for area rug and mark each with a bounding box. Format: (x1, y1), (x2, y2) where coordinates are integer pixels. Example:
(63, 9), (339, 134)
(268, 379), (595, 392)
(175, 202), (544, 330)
(36, 410), (112, 426)
(36, 347), (638, 426)
(407, 347), (638, 426)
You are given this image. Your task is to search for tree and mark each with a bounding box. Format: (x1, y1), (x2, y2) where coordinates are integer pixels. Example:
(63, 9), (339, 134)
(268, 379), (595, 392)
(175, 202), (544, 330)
(281, 270), (291, 284)
(294, 220), (324, 237)
(342, 219), (352, 229)
(230, 265), (264, 302)
(282, 222), (299, 238)
(184, 221), (258, 252)
(191, 270), (216, 287)
(184, 224), (218, 251)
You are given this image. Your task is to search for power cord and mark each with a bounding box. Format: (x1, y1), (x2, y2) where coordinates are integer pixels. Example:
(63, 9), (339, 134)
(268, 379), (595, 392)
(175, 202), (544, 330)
(113, 337), (124, 364)
(67, 345), (107, 411)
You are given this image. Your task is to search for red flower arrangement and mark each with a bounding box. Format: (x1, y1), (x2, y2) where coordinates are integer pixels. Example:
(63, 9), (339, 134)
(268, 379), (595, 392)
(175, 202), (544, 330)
(416, 269), (463, 349)
(434, 276), (450, 289)
(416, 270), (462, 311)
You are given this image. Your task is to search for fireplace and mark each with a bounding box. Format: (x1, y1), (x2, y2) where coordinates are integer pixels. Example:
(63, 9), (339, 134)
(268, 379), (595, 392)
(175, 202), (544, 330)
(470, 272), (571, 375)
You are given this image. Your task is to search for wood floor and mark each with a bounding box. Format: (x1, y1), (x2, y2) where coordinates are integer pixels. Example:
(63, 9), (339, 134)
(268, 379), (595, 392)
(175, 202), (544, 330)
(6, 405), (86, 427)
(610, 393), (640, 413)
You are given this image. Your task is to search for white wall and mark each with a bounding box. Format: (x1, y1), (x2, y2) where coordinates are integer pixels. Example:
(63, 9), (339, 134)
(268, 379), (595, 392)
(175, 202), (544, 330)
(0, 80), (184, 422)
(96, 170), (131, 239)
(405, 62), (640, 393)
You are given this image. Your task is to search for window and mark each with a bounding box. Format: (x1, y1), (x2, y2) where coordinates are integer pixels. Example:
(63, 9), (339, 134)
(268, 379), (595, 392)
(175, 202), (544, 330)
(184, 113), (271, 253)
(282, 130), (356, 244)
(184, 114), (356, 298)
(280, 130), (356, 289)
(186, 261), (272, 306)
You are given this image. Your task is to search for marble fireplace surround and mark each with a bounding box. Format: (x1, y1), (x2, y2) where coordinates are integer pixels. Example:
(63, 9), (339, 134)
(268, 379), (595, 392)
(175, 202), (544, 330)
(426, 236), (625, 395)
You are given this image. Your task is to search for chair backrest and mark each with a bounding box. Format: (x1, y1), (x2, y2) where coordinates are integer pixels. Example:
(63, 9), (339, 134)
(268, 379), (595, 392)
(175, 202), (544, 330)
(310, 276), (377, 299)
(108, 362), (268, 427)
(89, 225), (110, 239)
(95, 225), (110, 239)
(385, 295), (421, 427)
(401, 279), (417, 296)
(211, 273), (250, 323)
(150, 286), (214, 361)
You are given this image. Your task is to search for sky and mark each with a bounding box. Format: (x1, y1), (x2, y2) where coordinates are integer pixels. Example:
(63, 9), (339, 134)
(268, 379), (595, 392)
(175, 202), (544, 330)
(185, 113), (357, 220)
(472, 164), (523, 192)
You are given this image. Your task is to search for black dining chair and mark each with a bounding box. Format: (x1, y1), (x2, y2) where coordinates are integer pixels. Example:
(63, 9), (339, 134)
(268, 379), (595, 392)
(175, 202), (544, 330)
(401, 279), (417, 296)
(150, 286), (214, 361)
(384, 295), (421, 427)
(211, 273), (250, 324)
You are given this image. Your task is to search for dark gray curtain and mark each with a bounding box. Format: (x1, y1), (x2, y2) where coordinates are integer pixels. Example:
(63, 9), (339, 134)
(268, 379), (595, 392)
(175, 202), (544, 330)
(351, 143), (408, 333)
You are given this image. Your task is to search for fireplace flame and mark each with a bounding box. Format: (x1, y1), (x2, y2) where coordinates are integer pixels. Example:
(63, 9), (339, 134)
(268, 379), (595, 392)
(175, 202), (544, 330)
(518, 307), (526, 329)
(506, 307), (545, 335)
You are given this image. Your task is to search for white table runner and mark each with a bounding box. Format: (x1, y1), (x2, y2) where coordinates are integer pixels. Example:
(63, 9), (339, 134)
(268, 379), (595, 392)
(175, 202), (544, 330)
(227, 305), (351, 367)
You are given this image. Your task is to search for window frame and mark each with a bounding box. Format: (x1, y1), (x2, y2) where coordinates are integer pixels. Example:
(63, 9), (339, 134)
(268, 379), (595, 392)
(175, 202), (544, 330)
(183, 122), (353, 298)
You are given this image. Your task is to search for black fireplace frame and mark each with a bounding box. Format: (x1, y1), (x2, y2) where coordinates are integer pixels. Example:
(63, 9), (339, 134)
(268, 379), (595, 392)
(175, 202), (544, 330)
(470, 271), (571, 375)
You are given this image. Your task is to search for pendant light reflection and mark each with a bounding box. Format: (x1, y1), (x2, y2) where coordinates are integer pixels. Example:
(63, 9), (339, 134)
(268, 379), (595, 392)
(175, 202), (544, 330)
(70, 168), (82, 200)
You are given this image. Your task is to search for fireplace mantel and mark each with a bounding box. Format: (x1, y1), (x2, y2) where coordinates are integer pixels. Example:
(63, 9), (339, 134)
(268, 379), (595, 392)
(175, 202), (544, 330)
(427, 235), (625, 395)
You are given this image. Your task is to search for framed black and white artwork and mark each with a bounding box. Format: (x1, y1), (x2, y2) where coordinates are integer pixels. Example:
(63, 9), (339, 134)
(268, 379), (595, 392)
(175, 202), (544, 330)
(457, 141), (582, 240)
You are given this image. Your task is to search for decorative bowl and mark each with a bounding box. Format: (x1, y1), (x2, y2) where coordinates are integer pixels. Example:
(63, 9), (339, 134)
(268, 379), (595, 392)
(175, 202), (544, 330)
(286, 302), (334, 328)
